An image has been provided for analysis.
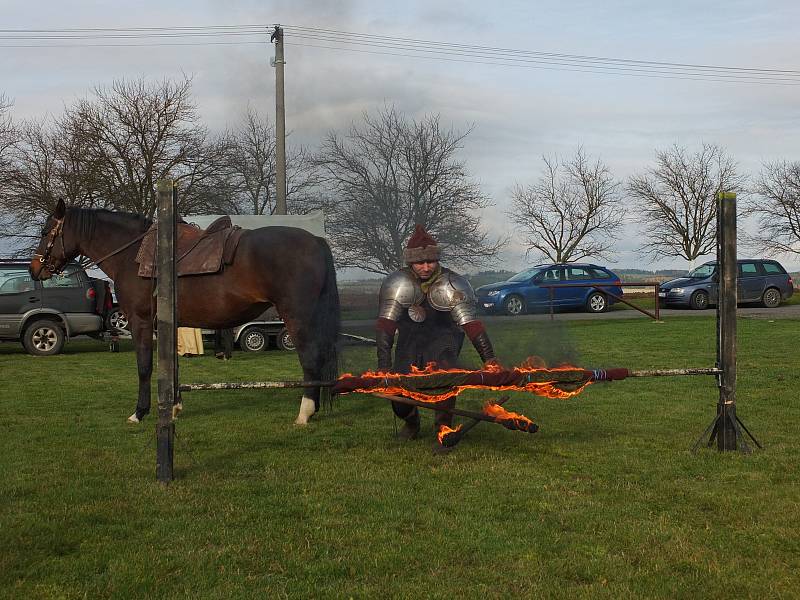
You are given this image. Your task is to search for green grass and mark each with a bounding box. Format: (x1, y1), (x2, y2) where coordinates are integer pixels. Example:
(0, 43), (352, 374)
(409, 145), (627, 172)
(1, 317), (799, 599)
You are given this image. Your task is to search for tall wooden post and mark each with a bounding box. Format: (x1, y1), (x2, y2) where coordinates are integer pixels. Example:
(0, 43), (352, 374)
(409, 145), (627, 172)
(272, 24), (287, 215)
(156, 180), (177, 482)
(693, 191), (761, 452)
(716, 191), (738, 450)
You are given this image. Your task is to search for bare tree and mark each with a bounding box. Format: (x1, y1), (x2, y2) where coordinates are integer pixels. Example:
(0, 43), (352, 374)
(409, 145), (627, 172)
(65, 76), (225, 217)
(217, 106), (320, 215)
(744, 160), (800, 256)
(316, 106), (504, 273)
(0, 94), (14, 188)
(628, 144), (745, 265)
(0, 94), (12, 154)
(0, 115), (111, 250)
(508, 149), (623, 263)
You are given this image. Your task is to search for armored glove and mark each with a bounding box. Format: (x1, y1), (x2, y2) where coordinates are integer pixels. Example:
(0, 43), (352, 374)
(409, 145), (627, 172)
(471, 330), (496, 364)
(376, 328), (395, 371)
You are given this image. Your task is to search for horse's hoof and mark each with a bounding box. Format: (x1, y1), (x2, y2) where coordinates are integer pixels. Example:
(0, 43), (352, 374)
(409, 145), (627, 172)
(127, 413), (140, 424)
(294, 396), (316, 425)
(294, 415), (312, 426)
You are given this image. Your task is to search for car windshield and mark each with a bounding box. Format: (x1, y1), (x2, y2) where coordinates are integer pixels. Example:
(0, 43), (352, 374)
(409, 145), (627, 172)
(687, 264), (716, 279)
(507, 268), (543, 282)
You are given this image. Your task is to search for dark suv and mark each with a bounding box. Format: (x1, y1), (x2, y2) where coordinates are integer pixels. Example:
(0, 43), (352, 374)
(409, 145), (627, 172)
(658, 259), (794, 309)
(0, 259), (110, 355)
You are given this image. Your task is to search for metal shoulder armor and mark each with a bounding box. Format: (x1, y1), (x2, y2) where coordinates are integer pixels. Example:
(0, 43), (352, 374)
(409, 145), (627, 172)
(427, 271), (479, 325)
(378, 269), (424, 321)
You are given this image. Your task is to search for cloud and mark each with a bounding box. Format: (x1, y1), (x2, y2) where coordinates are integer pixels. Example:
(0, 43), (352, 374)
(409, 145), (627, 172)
(2, 0), (799, 269)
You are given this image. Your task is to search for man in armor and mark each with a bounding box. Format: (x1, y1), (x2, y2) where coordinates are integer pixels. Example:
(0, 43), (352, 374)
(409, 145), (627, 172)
(375, 224), (496, 451)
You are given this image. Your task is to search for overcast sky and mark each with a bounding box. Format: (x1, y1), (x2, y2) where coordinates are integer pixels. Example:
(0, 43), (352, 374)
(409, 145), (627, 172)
(2, 0), (799, 273)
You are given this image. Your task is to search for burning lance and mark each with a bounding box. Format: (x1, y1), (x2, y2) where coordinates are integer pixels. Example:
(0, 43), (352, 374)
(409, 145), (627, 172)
(326, 366), (723, 402)
(179, 366), (722, 395)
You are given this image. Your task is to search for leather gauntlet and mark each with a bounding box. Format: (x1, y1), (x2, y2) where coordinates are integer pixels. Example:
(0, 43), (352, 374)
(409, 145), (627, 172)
(471, 330), (496, 364)
(376, 328), (395, 371)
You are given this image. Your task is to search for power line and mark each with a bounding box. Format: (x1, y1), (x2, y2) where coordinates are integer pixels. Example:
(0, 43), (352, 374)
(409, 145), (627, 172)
(287, 41), (800, 86)
(0, 23), (797, 85)
(286, 25), (800, 76)
(284, 32), (800, 83)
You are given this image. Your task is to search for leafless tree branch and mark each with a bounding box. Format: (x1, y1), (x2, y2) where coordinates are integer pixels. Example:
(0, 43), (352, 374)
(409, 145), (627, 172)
(315, 105), (506, 273)
(508, 148), (623, 263)
(207, 106), (321, 216)
(743, 160), (800, 256)
(627, 143), (745, 263)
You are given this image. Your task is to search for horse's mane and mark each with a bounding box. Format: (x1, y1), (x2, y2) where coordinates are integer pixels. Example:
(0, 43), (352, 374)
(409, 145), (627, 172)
(66, 207), (152, 241)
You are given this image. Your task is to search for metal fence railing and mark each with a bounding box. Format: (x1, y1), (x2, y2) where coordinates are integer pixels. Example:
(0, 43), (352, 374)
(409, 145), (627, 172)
(539, 282), (663, 321)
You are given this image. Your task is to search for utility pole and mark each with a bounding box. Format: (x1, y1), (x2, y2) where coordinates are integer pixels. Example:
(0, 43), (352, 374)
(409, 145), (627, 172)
(271, 24), (287, 215)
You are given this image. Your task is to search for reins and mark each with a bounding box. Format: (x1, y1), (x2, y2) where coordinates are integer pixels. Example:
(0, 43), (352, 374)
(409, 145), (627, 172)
(86, 230), (150, 269)
(37, 214), (149, 274)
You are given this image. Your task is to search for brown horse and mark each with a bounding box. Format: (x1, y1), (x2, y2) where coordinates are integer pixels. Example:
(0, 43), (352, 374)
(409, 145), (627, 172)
(30, 200), (340, 425)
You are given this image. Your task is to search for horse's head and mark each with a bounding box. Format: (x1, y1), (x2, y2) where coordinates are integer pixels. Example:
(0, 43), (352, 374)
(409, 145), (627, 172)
(30, 199), (77, 280)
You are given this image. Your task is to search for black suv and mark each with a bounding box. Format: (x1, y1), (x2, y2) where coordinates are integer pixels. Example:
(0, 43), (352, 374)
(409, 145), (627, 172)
(0, 259), (110, 355)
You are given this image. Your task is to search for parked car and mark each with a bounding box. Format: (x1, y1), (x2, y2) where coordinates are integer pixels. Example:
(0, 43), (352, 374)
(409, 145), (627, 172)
(658, 259), (794, 309)
(100, 282), (129, 333)
(0, 259), (111, 355)
(475, 263), (624, 315)
(202, 307), (294, 353)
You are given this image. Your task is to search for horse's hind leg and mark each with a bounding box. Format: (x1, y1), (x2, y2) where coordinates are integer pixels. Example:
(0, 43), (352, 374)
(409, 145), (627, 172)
(287, 321), (324, 425)
(128, 317), (154, 423)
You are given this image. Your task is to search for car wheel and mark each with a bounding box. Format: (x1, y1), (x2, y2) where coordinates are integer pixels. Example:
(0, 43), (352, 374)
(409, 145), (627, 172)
(106, 307), (129, 332)
(762, 287), (782, 308)
(23, 319), (66, 356)
(586, 291), (608, 313)
(239, 327), (268, 352)
(690, 290), (709, 310)
(276, 327), (296, 351)
(502, 295), (525, 316)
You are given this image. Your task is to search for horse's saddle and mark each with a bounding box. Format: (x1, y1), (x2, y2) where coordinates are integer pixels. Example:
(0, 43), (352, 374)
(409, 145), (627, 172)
(135, 216), (246, 278)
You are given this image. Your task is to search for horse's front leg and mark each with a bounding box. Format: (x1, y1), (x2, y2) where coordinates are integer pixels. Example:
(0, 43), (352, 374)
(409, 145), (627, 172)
(127, 316), (154, 424)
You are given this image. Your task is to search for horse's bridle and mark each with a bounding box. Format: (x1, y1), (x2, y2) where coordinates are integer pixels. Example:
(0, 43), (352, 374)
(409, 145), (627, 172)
(35, 213), (150, 275)
(34, 216), (66, 275)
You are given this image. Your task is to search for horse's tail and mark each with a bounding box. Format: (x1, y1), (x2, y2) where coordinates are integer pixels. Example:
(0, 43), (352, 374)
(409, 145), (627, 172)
(314, 237), (341, 407)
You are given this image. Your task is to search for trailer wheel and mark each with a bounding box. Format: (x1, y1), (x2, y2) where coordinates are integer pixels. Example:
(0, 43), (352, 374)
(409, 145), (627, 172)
(276, 327), (295, 352)
(240, 326), (268, 352)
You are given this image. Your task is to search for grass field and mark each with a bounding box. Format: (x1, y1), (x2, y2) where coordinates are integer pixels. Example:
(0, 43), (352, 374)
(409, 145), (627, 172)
(2, 316), (799, 599)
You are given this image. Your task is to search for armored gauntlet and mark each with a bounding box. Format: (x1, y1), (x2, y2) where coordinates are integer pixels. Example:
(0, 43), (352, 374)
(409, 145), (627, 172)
(471, 330), (496, 364)
(376, 328), (395, 371)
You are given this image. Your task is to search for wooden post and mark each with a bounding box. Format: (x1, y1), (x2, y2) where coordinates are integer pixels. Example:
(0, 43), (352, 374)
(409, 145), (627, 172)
(156, 180), (177, 482)
(272, 25), (287, 215)
(692, 191), (760, 452)
(716, 191), (738, 450)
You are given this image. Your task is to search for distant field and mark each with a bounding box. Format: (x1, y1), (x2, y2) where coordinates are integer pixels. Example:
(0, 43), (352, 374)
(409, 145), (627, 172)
(2, 316), (799, 598)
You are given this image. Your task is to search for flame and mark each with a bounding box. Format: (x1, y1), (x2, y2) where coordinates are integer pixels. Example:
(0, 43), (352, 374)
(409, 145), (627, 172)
(437, 424), (463, 445)
(337, 357), (591, 403)
(483, 402), (537, 432)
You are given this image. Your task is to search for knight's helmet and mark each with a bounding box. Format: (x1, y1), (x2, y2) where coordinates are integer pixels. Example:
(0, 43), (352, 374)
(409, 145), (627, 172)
(403, 224), (440, 264)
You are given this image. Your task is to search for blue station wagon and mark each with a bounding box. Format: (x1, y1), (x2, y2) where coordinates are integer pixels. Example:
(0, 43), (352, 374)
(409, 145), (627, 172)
(476, 264), (624, 316)
(658, 259), (794, 309)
